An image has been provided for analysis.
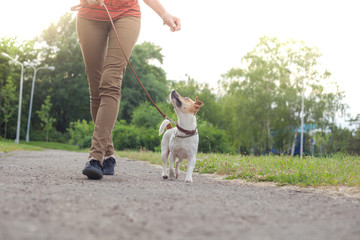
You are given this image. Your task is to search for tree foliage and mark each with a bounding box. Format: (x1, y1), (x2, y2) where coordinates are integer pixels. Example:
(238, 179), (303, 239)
(0, 13), (357, 154)
(120, 41), (168, 122)
(219, 37), (347, 154)
(0, 77), (17, 138)
(36, 95), (56, 142)
(36, 13), (90, 132)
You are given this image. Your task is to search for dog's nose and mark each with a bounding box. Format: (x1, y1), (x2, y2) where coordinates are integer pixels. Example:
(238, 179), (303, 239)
(171, 90), (179, 96)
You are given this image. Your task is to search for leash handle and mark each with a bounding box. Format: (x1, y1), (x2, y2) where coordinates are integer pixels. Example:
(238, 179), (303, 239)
(71, 3), (86, 11)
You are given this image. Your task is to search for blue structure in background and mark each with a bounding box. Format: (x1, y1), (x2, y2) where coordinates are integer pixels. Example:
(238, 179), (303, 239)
(293, 135), (304, 156)
(293, 124), (317, 155)
(270, 124), (317, 155)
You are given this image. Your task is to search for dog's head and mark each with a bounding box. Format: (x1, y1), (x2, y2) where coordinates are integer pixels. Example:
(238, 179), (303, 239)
(170, 90), (203, 116)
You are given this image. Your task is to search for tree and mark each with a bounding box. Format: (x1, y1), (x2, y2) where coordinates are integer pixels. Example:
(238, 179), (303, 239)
(0, 36), (38, 139)
(36, 96), (56, 142)
(0, 77), (17, 138)
(348, 114), (360, 154)
(220, 36), (346, 155)
(170, 76), (221, 127)
(120, 42), (168, 122)
(37, 14), (170, 129)
(36, 13), (90, 133)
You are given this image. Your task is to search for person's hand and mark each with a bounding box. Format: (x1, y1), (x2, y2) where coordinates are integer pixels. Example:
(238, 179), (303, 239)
(87, 0), (101, 5)
(162, 13), (181, 32)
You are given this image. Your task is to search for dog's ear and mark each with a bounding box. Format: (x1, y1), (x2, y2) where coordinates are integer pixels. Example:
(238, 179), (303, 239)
(195, 97), (203, 107)
(193, 97), (203, 115)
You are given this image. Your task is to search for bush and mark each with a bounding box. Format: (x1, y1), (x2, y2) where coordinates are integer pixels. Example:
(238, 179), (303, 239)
(113, 120), (160, 151)
(30, 129), (69, 143)
(66, 118), (234, 153)
(131, 102), (164, 128)
(198, 121), (233, 153)
(67, 120), (94, 149)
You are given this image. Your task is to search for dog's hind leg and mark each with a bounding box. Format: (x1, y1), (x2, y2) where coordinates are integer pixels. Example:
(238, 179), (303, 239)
(169, 152), (176, 180)
(161, 147), (170, 179)
(175, 158), (183, 179)
(185, 156), (196, 183)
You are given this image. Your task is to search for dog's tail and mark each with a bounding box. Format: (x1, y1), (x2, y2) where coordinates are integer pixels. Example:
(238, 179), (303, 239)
(159, 119), (171, 135)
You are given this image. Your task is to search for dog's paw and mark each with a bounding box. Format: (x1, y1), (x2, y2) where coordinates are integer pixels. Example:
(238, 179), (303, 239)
(185, 178), (193, 183)
(169, 169), (176, 180)
(162, 175), (168, 179)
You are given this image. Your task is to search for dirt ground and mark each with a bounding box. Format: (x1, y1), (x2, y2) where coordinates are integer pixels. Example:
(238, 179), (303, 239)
(0, 149), (360, 240)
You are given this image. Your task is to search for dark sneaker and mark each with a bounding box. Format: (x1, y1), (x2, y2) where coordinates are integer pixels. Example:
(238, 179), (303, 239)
(103, 157), (116, 175)
(82, 159), (103, 179)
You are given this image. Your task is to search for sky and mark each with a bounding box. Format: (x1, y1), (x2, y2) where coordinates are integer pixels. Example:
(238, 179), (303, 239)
(1, 0), (359, 124)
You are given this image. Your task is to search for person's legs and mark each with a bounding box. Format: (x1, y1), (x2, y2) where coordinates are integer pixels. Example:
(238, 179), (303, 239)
(76, 17), (108, 125)
(77, 17), (109, 179)
(90, 16), (141, 162)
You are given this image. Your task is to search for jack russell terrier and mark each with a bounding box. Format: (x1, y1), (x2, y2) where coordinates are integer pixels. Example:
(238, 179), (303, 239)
(158, 90), (203, 182)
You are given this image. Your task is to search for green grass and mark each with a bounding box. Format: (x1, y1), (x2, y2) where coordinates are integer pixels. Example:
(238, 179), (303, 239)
(2, 139), (359, 188)
(117, 149), (162, 165)
(26, 141), (87, 152)
(117, 150), (360, 188)
(0, 139), (43, 152)
(0, 138), (86, 153)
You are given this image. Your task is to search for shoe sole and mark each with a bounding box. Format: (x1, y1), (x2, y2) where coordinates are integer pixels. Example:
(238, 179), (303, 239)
(103, 171), (114, 175)
(83, 167), (103, 180)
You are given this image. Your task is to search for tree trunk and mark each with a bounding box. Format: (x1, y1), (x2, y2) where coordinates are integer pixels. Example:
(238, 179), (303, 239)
(256, 132), (263, 155)
(4, 121), (7, 139)
(291, 130), (298, 156)
(251, 137), (255, 155)
(267, 118), (272, 152)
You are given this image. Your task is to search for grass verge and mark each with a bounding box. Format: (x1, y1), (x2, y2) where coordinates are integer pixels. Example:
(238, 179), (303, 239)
(117, 150), (360, 188)
(0, 139), (43, 152)
(26, 141), (87, 152)
(0, 138), (87, 153)
(2, 139), (359, 188)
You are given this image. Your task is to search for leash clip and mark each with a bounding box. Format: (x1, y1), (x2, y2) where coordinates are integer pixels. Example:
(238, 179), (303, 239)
(165, 117), (177, 126)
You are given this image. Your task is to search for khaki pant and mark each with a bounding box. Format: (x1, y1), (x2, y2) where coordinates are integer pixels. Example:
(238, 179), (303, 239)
(77, 16), (141, 162)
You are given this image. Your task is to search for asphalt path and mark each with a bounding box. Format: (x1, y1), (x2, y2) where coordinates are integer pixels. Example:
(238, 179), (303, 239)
(0, 149), (359, 240)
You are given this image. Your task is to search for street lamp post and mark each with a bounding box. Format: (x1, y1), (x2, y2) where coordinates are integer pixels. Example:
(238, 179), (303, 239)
(286, 67), (305, 158)
(300, 76), (305, 158)
(1, 52), (24, 144)
(25, 64), (55, 142)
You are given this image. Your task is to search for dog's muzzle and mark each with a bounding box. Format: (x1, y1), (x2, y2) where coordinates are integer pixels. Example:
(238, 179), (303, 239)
(171, 91), (182, 108)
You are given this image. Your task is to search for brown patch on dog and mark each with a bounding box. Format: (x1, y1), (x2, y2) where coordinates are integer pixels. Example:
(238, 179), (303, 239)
(171, 90), (203, 115)
(177, 95), (203, 115)
(193, 97), (203, 115)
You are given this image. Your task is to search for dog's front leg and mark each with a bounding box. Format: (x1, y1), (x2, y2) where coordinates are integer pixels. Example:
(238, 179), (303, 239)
(168, 152), (176, 180)
(185, 157), (196, 183)
(161, 149), (169, 179)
